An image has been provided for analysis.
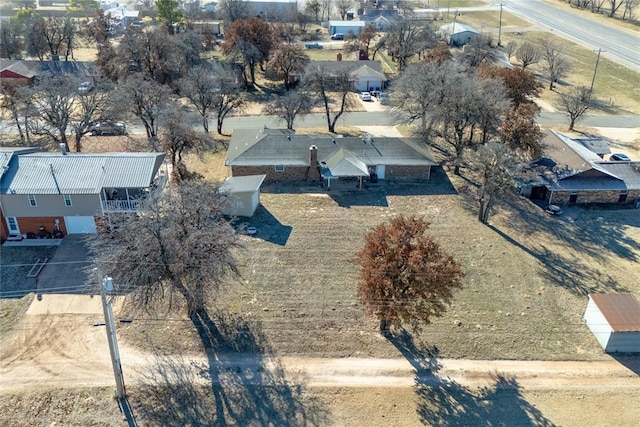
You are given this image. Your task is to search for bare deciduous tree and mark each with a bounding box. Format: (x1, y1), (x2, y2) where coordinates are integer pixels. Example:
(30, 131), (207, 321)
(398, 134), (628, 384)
(474, 142), (520, 224)
(335, 0), (353, 20)
(515, 42), (541, 69)
(262, 89), (315, 130)
(211, 77), (245, 135)
(119, 73), (173, 150)
(159, 111), (211, 180)
(70, 81), (119, 152)
(557, 85), (591, 131)
(26, 76), (76, 151)
(541, 39), (571, 90)
(382, 21), (435, 72)
(90, 180), (241, 313)
(178, 64), (236, 133)
(304, 64), (354, 133)
(353, 216), (464, 333)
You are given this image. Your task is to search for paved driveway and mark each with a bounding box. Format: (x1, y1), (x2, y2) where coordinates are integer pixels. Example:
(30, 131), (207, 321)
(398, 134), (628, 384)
(37, 235), (93, 295)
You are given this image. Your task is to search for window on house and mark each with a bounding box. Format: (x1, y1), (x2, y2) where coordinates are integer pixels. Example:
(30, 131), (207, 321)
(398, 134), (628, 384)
(64, 194), (72, 206)
(275, 165), (285, 172)
(28, 195), (37, 207)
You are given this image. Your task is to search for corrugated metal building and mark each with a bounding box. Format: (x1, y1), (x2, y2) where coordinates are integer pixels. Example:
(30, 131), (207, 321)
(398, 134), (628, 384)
(583, 293), (640, 353)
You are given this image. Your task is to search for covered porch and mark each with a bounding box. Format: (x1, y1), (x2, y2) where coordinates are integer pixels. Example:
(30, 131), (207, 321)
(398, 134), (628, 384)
(100, 172), (167, 212)
(319, 148), (370, 190)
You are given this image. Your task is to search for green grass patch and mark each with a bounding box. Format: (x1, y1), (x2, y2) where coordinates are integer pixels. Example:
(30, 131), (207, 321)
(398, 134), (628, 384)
(503, 31), (640, 114)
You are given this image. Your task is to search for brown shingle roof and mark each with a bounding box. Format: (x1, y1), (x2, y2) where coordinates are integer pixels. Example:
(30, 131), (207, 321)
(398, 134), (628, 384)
(590, 293), (640, 332)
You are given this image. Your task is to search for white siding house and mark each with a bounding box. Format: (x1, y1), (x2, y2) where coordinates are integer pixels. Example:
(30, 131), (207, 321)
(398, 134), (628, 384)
(583, 293), (640, 353)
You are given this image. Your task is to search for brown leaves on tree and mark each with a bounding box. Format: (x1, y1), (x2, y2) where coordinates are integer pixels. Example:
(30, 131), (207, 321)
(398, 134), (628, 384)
(353, 216), (464, 334)
(478, 65), (542, 107)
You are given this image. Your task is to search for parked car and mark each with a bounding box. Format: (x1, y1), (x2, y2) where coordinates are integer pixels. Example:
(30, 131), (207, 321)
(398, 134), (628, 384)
(377, 92), (390, 104)
(330, 33), (344, 40)
(360, 91), (372, 101)
(545, 204), (563, 215)
(610, 153), (631, 161)
(78, 81), (93, 93)
(90, 121), (126, 136)
(305, 42), (323, 49)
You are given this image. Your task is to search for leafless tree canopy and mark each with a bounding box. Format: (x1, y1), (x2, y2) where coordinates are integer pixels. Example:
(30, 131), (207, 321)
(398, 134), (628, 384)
(541, 39), (571, 90)
(556, 86), (591, 131)
(515, 42), (541, 69)
(262, 89), (316, 130)
(474, 142), (522, 224)
(90, 180), (241, 313)
(353, 216), (464, 333)
(303, 65), (355, 133)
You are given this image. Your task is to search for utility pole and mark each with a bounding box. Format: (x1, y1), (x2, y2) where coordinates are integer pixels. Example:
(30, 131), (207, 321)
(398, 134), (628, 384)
(498, 3), (503, 46)
(450, 10), (458, 47)
(589, 48), (603, 98)
(101, 276), (125, 398)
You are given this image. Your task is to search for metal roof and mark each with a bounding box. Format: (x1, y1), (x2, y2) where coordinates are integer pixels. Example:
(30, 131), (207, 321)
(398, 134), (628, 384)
(221, 174), (266, 194)
(1, 152), (165, 195)
(589, 293), (640, 332)
(226, 129), (437, 168)
(0, 148), (36, 178)
(439, 23), (479, 35)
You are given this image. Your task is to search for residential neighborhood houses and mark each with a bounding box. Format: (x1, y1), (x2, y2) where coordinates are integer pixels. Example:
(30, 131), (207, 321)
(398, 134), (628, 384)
(1, 0), (640, 424)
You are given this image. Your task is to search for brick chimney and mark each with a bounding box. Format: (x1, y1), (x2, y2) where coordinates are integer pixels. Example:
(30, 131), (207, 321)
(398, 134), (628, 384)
(308, 145), (321, 182)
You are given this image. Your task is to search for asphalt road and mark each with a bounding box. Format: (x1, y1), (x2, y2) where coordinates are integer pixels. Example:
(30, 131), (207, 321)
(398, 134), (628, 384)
(1, 111), (638, 136)
(500, 0), (640, 72)
(221, 111), (640, 131)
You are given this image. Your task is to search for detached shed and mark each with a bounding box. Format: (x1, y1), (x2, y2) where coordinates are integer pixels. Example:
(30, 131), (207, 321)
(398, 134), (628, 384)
(583, 293), (640, 353)
(220, 174), (266, 217)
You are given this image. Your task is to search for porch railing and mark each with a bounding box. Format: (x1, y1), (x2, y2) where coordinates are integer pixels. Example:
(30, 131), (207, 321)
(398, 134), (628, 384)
(102, 199), (142, 212)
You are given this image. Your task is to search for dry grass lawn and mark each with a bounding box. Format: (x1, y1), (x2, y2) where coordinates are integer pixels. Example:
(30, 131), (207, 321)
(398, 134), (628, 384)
(115, 161), (640, 361)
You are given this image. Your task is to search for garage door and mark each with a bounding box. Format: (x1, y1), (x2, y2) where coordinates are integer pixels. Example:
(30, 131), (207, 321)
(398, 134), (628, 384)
(65, 216), (97, 234)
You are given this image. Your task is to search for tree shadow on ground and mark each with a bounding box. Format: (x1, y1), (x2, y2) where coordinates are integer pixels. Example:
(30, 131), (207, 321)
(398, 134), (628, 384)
(387, 328), (556, 426)
(133, 310), (327, 426)
(243, 205), (293, 246)
(489, 225), (625, 296)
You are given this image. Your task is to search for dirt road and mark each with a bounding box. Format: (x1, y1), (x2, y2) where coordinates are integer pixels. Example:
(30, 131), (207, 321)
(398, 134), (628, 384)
(2, 298), (640, 426)
(2, 311), (639, 393)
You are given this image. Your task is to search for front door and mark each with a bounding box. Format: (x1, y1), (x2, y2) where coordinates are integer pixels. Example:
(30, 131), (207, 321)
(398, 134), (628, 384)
(569, 192), (578, 204)
(6, 217), (19, 235)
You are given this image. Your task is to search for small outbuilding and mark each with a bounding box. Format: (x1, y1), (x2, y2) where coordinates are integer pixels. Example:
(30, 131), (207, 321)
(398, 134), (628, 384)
(220, 174), (266, 217)
(583, 293), (640, 353)
(439, 23), (479, 46)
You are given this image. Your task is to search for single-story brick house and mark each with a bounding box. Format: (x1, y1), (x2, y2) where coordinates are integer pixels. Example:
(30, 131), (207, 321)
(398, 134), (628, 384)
(521, 131), (640, 205)
(225, 128), (437, 187)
